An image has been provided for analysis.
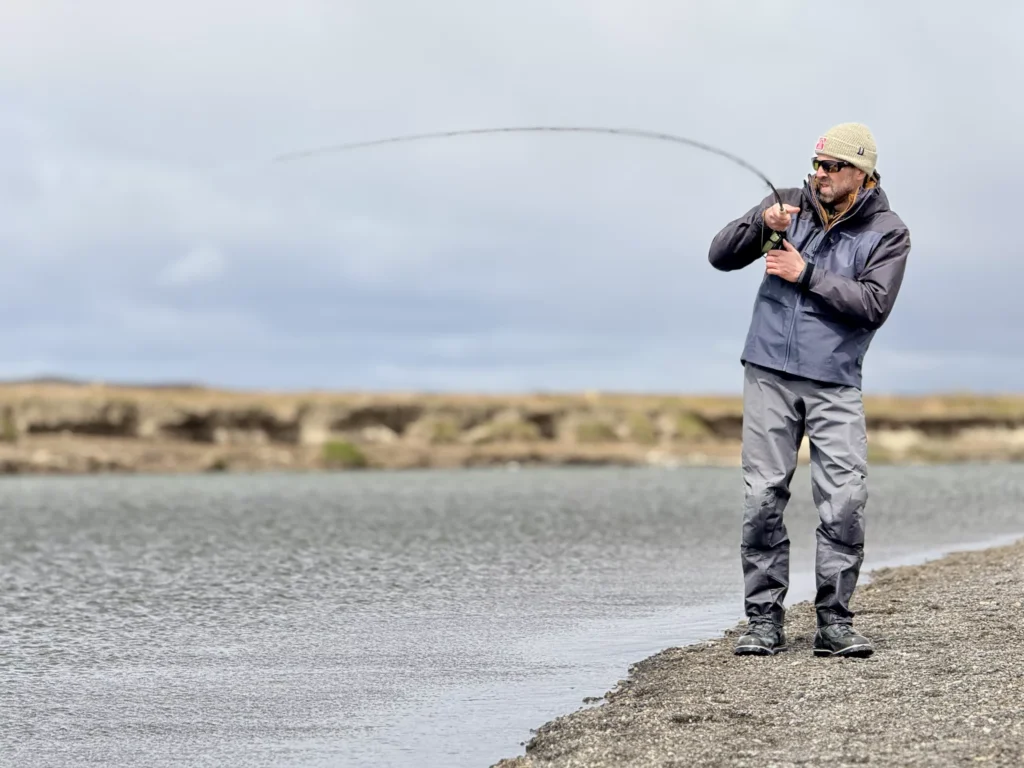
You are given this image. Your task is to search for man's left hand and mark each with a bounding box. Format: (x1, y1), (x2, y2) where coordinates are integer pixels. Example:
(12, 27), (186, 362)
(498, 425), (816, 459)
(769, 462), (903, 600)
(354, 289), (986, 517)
(766, 240), (806, 283)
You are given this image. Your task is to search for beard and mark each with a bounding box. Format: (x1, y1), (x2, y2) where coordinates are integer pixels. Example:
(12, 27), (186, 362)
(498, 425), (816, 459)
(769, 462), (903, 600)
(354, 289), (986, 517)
(816, 177), (853, 209)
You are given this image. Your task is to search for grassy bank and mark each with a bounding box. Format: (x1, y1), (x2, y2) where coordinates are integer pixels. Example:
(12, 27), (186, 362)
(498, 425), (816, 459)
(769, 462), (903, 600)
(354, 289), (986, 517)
(2, 381), (1024, 474)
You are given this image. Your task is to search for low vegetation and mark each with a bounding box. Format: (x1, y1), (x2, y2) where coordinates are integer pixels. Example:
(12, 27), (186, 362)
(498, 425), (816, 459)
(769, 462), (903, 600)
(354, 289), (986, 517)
(322, 440), (368, 469)
(0, 380), (1022, 474)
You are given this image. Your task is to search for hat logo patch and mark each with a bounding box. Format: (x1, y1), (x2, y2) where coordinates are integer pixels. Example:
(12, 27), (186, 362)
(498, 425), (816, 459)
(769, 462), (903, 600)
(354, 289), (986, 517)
(815, 136), (826, 151)
(857, 146), (865, 155)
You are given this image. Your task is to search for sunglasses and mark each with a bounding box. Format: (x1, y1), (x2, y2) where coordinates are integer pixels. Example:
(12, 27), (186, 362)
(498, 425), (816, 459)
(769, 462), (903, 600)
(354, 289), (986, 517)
(812, 157), (853, 173)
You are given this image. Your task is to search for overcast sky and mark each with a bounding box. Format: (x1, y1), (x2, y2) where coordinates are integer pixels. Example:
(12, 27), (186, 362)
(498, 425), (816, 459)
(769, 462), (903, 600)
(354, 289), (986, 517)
(2, 1), (1021, 394)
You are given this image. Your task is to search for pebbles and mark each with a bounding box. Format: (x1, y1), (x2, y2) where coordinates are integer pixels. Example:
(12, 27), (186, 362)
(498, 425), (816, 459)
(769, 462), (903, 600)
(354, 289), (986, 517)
(493, 538), (1024, 767)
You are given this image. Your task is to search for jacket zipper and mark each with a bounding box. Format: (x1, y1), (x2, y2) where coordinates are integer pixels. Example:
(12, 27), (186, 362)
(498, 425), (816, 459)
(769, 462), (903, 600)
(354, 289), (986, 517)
(780, 184), (869, 372)
(782, 232), (820, 371)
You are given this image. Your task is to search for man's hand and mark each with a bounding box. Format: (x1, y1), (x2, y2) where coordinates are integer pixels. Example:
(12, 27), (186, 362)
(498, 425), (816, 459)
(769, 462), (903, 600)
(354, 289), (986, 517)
(763, 203), (800, 231)
(766, 240), (806, 283)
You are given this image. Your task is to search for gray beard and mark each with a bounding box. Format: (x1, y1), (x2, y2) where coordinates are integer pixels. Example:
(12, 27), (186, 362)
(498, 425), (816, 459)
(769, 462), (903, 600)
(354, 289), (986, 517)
(816, 183), (851, 212)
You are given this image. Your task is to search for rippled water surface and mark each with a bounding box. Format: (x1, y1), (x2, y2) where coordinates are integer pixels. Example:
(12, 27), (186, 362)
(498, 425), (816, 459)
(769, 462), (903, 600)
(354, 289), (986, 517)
(2, 464), (1023, 767)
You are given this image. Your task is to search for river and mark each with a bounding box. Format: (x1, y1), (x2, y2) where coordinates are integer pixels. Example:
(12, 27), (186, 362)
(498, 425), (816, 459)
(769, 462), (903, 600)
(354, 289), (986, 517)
(2, 463), (1022, 767)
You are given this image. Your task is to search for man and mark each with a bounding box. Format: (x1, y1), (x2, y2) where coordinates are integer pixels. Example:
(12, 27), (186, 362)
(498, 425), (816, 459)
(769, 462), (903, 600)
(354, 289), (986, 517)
(708, 123), (911, 658)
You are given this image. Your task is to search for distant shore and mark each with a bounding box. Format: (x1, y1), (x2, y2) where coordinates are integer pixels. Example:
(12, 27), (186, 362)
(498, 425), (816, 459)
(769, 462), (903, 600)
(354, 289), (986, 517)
(2, 381), (1024, 474)
(493, 536), (1024, 767)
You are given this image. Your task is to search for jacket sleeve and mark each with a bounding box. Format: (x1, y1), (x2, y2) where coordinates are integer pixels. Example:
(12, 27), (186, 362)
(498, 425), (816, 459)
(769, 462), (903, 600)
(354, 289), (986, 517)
(799, 226), (911, 330)
(708, 193), (777, 271)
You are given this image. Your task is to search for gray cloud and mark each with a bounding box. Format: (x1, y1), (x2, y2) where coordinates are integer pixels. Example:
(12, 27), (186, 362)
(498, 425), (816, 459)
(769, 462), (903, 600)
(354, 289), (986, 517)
(1, 1), (1021, 392)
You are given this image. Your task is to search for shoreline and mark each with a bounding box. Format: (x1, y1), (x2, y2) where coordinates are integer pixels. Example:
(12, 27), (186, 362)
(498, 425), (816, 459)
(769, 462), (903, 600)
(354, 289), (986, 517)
(2, 436), (1023, 478)
(492, 536), (1024, 767)
(2, 428), (1023, 477)
(3, 383), (1024, 474)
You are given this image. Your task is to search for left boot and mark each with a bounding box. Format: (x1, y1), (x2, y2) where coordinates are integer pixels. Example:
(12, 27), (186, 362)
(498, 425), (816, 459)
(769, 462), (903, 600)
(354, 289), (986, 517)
(813, 623), (874, 658)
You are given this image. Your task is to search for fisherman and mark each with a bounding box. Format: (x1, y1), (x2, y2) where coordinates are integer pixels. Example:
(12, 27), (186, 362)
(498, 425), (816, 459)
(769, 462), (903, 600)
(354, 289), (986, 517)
(708, 123), (912, 658)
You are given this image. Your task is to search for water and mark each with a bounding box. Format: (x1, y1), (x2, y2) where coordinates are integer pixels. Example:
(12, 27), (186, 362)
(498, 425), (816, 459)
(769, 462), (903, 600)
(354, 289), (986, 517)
(1, 464), (1022, 767)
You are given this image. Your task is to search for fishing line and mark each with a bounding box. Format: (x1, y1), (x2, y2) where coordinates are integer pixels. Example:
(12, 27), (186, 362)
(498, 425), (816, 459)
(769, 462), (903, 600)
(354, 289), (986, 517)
(272, 125), (789, 255)
(272, 125), (785, 208)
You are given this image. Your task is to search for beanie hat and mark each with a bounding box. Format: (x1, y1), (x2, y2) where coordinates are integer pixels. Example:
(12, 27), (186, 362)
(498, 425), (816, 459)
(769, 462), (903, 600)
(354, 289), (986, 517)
(814, 123), (877, 177)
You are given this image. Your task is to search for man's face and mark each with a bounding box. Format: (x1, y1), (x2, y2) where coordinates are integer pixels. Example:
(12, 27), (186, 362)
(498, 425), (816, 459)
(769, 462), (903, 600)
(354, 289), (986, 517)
(813, 154), (865, 205)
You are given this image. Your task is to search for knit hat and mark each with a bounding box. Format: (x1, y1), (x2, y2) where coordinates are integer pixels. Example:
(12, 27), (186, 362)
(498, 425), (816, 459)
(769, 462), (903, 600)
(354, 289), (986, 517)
(814, 123), (877, 177)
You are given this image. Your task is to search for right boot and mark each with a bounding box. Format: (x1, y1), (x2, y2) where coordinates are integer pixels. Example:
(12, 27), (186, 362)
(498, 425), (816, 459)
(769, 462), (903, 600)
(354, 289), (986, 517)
(734, 617), (787, 656)
(812, 623), (874, 658)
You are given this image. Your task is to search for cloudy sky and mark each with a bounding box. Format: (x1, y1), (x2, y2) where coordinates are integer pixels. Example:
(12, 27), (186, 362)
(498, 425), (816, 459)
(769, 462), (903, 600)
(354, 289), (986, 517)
(2, 1), (1021, 394)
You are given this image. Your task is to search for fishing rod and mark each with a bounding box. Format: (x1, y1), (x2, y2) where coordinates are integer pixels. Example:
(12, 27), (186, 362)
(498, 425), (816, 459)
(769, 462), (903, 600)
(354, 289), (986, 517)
(272, 125), (787, 252)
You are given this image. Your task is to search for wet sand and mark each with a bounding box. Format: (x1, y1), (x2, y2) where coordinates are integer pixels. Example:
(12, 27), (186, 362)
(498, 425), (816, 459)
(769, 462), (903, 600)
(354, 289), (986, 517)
(494, 537), (1024, 767)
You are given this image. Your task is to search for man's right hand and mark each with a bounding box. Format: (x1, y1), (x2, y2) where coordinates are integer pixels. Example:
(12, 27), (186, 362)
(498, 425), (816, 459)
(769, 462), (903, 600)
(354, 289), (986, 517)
(763, 204), (801, 232)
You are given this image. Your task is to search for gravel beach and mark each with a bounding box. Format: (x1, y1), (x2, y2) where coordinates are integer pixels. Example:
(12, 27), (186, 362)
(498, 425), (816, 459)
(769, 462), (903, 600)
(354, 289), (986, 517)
(494, 537), (1024, 767)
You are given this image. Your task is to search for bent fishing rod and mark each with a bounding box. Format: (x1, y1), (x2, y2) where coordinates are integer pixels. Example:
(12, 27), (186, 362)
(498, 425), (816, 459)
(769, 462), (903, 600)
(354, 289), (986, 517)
(272, 125), (788, 253)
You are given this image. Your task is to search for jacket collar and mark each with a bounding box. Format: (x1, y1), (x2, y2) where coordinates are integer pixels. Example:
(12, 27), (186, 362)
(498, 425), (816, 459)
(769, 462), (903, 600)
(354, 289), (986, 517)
(803, 174), (889, 230)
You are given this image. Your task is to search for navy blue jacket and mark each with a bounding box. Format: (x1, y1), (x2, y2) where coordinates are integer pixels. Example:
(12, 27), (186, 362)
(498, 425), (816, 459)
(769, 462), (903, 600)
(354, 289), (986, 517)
(709, 176), (911, 388)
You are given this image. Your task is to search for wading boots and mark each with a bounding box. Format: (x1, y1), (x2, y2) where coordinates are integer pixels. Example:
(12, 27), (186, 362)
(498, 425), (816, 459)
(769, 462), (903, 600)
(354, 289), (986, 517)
(734, 617), (787, 656)
(813, 624), (874, 658)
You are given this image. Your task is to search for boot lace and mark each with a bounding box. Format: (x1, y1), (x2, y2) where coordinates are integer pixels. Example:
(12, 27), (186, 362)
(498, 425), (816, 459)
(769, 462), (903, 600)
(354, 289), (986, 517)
(827, 623), (857, 637)
(747, 617), (779, 636)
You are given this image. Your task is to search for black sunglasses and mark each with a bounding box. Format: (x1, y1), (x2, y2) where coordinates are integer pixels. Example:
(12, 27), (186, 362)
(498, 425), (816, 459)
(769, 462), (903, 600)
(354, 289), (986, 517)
(812, 157), (853, 173)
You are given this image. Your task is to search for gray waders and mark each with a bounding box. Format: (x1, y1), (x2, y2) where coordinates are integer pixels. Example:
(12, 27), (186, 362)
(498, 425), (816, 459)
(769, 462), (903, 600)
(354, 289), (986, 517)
(740, 362), (869, 628)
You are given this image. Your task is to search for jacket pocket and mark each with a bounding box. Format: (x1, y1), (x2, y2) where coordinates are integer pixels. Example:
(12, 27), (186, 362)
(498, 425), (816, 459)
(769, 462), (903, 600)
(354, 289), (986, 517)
(759, 273), (796, 304)
(750, 289), (792, 353)
(797, 308), (869, 374)
(818, 231), (872, 278)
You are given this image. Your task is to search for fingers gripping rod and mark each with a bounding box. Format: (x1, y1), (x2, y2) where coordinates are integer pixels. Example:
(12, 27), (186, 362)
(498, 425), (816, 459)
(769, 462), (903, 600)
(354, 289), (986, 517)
(761, 214), (787, 256)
